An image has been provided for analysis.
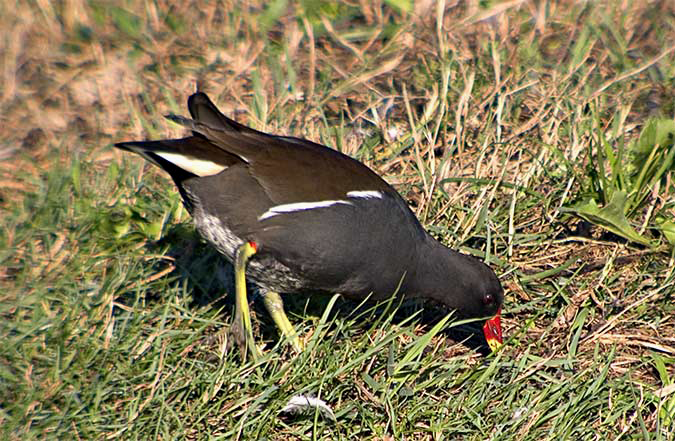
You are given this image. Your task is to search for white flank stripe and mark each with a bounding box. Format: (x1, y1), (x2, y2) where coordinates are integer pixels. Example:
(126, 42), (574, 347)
(258, 200), (352, 221)
(347, 190), (383, 199)
(156, 152), (227, 177)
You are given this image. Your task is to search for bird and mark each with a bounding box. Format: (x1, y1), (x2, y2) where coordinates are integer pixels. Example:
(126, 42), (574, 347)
(115, 92), (504, 359)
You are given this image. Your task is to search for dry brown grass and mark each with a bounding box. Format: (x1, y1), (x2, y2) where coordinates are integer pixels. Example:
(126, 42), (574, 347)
(2, 0), (675, 439)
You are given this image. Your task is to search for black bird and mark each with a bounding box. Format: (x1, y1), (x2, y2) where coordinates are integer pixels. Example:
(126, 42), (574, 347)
(115, 92), (503, 359)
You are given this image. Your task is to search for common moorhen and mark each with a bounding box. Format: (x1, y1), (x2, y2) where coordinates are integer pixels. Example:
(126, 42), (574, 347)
(115, 92), (504, 358)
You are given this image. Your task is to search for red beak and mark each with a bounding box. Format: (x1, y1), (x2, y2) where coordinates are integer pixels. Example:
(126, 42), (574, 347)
(483, 306), (503, 352)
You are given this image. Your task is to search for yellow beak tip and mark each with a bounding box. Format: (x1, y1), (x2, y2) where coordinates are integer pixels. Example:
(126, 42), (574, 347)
(487, 338), (503, 352)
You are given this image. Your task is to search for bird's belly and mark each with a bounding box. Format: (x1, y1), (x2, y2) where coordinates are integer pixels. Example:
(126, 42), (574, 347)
(192, 208), (308, 293)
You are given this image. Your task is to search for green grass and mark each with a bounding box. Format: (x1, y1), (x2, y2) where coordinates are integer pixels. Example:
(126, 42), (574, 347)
(2, 0), (675, 439)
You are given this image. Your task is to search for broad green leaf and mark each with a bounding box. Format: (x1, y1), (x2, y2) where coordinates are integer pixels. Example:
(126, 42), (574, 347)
(101, 205), (132, 238)
(628, 118), (675, 184)
(626, 118), (675, 213)
(630, 118), (675, 158)
(655, 217), (675, 245)
(564, 191), (653, 246)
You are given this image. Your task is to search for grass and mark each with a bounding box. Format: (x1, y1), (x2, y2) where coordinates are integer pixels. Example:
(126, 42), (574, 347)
(1, 0), (675, 439)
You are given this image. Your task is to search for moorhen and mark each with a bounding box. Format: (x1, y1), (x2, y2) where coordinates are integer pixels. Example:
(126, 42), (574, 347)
(115, 92), (504, 359)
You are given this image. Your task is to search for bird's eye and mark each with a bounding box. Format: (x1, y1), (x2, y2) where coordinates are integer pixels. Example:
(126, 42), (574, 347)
(483, 294), (494, 305)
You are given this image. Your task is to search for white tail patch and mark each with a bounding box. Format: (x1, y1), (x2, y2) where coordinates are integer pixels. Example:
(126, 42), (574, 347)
(155, 152), (227, 176)
(347, 190), (383, 199)
(258, 200), (352, 221)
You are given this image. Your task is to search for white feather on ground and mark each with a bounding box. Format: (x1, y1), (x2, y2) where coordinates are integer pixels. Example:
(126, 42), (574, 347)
(280, 395), (336, 423)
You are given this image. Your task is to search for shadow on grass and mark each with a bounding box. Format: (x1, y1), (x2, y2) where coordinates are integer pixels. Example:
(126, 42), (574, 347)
(144, 224), (492, 357)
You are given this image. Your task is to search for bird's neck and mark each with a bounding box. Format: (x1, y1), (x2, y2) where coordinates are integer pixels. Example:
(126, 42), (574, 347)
(404, 236), (469, 307)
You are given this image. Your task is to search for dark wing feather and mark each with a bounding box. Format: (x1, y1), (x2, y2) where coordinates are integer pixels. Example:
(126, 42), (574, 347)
(255, 193), (426, 296)
(118, 92), (407, 244)
(182, 164), (273, 237)
(172, 92), (394, 204)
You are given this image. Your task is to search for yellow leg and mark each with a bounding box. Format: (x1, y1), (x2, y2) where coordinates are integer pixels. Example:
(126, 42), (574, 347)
(233, 242), (260, 360)
(262, 291), (304, 353)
